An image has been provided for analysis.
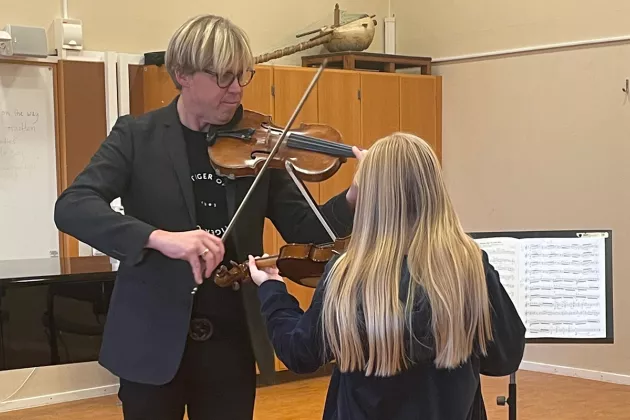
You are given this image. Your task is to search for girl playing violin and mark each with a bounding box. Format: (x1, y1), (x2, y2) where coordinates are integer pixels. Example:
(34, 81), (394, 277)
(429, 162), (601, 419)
(247, 132), (526, 420)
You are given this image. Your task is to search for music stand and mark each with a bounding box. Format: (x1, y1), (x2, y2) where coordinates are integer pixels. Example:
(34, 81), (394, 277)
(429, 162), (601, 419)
(469, 229), (614, 420)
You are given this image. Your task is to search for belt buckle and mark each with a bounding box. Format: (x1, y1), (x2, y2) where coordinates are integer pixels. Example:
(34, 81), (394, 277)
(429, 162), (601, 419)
(189, 317), (214, 342)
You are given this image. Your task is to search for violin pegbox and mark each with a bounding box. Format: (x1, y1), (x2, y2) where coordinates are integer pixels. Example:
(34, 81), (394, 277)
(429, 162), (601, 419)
(214, 260), (250, 288)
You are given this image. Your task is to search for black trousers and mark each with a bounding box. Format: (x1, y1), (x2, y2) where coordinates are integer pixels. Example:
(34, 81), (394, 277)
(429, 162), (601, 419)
(118, 321), (256, 420)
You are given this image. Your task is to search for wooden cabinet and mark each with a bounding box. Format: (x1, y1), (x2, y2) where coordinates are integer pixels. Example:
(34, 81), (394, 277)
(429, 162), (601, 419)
(399, 74), (442, 161)
(317, 70), (362, 203)
(359, 72), (401, 148)
(129, 63), (442, 373)
(241, 65), (273, 115)
(139, 65), (179, 111)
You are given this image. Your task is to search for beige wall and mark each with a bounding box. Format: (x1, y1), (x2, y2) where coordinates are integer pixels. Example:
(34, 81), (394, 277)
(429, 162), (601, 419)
(4, 0), (386, 62)
(393, 0), (630, 58)
(434, 42), (630, 374)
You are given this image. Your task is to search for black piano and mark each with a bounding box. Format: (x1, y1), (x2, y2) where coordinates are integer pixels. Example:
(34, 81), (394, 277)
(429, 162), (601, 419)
(0, 256), (117, 371)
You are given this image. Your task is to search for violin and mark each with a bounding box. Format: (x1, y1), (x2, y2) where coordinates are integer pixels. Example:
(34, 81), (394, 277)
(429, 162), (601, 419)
(207, 109), (355, 183)
(214, 236), (350, 289)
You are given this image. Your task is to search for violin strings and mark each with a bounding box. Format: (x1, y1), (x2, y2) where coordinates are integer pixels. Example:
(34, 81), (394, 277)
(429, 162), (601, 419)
(266, 125), (355, 157)
(288, 136), (348, 153)
(288, 138), (354, 157)
(291, 133), (353, 152)
(288, 134), (355, 157)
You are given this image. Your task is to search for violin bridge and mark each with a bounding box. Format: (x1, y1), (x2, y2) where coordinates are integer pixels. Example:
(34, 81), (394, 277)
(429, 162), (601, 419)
(284, 160), (337, 242)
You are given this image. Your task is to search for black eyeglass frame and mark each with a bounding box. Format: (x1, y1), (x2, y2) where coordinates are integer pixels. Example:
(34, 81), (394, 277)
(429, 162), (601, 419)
(202, 69), (256, 88)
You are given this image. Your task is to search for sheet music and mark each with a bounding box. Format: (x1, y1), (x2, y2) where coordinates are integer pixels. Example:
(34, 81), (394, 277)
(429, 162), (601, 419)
(474, 235), (608, 339)
(520, 237), (606, 339)
(474, 237), (523, 315)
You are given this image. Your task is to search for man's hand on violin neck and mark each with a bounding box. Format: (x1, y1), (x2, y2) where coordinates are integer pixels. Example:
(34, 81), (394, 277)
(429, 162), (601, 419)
(146, 229), (225, 284)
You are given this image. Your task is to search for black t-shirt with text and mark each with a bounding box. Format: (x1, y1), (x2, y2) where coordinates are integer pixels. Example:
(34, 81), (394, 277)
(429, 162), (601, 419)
(182, 124), (229, 239)
(181, 122), (246, 324)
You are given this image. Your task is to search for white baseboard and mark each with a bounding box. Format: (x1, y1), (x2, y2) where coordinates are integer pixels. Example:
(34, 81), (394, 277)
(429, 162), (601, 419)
(3, 362), (629, 413)
(519, 361), (630, 386)
(0, 384), (120, 413)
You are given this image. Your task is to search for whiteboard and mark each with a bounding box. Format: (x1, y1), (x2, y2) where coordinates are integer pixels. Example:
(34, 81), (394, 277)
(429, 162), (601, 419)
(0, 63), (59, 260)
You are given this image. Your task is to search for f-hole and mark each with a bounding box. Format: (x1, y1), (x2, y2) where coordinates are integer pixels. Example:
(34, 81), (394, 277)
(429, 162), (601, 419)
(250, 149), (270, 160)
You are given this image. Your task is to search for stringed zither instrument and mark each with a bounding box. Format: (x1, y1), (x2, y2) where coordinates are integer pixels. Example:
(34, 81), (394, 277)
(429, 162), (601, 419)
(214, 236), (351, 289)
(254, 4), (377, 64)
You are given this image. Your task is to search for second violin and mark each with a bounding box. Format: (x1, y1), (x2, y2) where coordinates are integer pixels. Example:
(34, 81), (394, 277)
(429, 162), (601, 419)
(214, 236), (351, 289)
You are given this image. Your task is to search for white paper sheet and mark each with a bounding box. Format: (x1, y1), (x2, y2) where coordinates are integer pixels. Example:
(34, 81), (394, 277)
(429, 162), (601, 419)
(475, 235), (607, 339)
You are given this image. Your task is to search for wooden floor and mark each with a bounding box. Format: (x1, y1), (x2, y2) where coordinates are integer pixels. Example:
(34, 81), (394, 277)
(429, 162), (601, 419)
(2, 370), (630, 419)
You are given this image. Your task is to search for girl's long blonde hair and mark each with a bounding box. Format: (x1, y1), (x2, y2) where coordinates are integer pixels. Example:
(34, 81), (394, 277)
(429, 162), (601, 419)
(321, 133), (493, 377)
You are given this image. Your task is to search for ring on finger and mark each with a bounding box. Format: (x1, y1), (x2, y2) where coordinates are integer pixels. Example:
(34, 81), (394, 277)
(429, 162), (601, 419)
(200, 248), (209, 257)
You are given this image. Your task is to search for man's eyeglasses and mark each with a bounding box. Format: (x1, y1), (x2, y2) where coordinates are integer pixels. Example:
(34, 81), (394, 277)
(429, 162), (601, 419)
(203, 69), (256, 88)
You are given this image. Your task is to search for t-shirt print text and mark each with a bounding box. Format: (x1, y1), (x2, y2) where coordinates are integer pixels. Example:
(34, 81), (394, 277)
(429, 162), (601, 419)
(203, 226), (228, 237)
(191, 172), (225, 186)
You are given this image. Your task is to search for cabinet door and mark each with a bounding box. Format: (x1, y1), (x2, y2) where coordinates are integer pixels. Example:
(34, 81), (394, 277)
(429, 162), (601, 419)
(271, 66), (320, 201)
(141, 66), (178, 112)
(360, 72), (400, 148)
(242, 67), (283, 373)
(272, 66), (319, 127)
(317, 70), (361, 203)
(242, 65), (278, 260)
(271, 66), (321, 330)
(242, 65), (274, 115)
(271, 65), (321, 207)
(399, 75), (442, 161)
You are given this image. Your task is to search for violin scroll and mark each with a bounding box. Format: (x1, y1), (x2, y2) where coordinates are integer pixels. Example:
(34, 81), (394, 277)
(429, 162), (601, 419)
(214, 255), (277, 287)
(214, 261), (249, 288)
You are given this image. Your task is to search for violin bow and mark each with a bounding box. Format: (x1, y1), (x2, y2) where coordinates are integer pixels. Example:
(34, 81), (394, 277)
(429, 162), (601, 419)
(221, 59), (328, 242)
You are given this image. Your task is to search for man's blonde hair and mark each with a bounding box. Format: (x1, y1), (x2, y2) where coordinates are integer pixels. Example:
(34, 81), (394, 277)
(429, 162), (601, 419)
(165, 14), (254, 89)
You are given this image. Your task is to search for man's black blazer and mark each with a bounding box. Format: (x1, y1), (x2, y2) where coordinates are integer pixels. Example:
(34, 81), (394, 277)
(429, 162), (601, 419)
(54, 98), (354, 386)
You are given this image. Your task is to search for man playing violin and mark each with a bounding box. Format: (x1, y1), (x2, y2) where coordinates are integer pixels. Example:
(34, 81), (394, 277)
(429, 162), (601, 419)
(54, 14), (365, 420)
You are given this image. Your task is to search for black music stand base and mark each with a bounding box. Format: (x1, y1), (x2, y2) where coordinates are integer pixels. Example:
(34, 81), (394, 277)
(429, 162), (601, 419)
(496, 372), (517, 420)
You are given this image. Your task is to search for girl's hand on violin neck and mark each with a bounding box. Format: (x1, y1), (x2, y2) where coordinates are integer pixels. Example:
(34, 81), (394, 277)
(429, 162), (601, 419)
(346, 146), (368, 210)
(247, 254), (283, 286)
